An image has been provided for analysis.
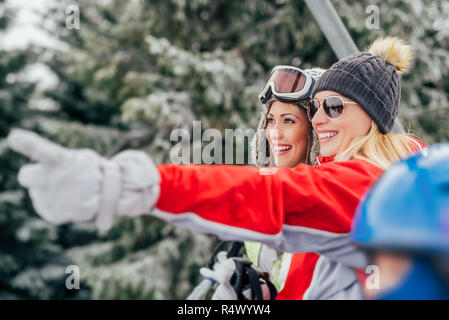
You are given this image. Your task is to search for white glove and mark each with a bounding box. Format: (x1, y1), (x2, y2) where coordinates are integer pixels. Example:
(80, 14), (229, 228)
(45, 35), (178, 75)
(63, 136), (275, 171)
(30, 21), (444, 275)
(200, 251), (238, 300)
(7, 128), (160, 232)
(200, 251), (276, 300)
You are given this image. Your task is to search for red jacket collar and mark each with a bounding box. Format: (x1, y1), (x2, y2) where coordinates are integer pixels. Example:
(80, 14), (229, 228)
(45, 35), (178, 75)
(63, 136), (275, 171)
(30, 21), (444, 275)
(316, 155), (335, 165)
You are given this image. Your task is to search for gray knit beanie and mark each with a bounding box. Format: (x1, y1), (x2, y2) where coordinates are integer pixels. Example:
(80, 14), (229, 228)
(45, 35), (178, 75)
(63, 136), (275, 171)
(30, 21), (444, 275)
(312, 37), (414, 134)
(251, 68), (326, 167)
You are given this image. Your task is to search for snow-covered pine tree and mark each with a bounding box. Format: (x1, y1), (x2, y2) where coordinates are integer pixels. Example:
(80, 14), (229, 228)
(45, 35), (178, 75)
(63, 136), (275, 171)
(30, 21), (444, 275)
(0, 0), (92, 299)
(2, 0), (448, 299)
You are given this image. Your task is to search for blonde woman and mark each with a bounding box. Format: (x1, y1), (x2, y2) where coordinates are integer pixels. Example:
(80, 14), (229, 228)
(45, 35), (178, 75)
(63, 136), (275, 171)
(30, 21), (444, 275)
(9, 37), (426, 299)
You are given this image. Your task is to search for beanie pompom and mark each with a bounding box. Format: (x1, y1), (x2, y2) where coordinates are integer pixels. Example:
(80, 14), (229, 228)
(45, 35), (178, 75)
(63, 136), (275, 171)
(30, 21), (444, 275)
(368, 36), (414, 73)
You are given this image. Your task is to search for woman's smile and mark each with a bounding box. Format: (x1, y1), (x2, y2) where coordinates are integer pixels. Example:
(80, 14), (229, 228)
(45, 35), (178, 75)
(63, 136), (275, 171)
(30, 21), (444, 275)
(272, 143), (293, 156)
(317, 130), (338, 145)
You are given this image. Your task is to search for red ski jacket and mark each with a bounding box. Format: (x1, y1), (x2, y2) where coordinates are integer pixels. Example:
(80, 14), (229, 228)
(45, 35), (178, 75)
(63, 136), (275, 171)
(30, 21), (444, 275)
(153, 137), (425, 299)
(276, 137), (426, 300)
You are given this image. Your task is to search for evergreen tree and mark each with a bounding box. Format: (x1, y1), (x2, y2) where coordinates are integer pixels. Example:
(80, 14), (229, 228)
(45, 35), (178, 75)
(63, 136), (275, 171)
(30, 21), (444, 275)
(0, 0), (90, 299)
(2, 0), (448, 299)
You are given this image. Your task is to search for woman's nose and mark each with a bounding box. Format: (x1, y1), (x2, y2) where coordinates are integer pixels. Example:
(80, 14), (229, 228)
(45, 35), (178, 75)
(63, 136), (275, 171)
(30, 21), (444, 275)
(268, 126), (283, 142)
(311, 104), (329, 128)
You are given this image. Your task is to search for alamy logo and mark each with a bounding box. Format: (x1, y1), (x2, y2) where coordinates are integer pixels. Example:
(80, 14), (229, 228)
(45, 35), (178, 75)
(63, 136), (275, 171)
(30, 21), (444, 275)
(365, 264), (380, 290)
(65, 265), (80, 290)
(66, 5), (80, 30)
(169, 121), (279, 175)
(366, 5), (380, 30)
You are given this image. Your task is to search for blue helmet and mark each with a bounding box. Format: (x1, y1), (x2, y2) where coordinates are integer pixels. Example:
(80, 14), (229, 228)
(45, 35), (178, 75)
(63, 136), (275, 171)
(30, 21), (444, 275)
(351, 143), (449, 253)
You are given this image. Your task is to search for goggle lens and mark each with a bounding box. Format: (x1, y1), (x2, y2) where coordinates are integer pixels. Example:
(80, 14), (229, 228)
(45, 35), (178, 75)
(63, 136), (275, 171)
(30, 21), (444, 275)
(259, 67), (308, 103)
(272, 69), (306, 93)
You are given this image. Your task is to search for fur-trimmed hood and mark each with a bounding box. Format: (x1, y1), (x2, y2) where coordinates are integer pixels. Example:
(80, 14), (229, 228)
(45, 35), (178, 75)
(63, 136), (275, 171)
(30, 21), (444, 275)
(250, 68), (326, 167)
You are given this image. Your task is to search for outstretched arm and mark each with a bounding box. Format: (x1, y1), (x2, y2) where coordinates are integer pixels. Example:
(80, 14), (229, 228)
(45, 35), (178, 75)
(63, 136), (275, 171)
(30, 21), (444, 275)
(7, 129), (382, 267)
(154, 161), (383, 267)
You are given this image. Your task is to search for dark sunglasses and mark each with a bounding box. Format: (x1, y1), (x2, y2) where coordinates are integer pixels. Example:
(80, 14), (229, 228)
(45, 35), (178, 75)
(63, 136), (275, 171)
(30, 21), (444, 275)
(307, 96), (358, 122)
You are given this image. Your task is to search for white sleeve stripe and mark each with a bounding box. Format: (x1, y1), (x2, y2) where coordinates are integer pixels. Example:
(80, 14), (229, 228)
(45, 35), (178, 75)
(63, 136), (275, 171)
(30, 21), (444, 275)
(151, 208), (283, 243)
(284, 224), (350, 238)
(151, 209), (349, 243)
(151, 208), (365, 267)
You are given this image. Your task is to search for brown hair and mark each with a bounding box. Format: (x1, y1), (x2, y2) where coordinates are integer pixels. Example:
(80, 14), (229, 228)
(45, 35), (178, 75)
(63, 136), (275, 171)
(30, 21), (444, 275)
(264, 97), (314, 165)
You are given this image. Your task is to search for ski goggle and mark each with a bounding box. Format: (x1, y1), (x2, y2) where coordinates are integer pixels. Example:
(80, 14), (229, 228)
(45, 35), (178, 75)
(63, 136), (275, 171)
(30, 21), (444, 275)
(307, 96), (358, 122)
(258, 66), (314, 104)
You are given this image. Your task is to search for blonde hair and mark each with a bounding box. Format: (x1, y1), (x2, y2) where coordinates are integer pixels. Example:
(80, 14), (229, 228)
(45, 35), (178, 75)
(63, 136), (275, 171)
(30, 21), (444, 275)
(334, 121), (415, 170)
